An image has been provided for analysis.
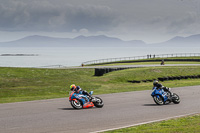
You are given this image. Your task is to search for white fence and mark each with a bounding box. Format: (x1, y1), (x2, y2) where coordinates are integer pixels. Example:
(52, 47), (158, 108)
(82, 53), (200, 65)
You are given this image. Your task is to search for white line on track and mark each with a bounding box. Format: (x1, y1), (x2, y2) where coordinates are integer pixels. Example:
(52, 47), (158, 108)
(91, 112), (199, 133)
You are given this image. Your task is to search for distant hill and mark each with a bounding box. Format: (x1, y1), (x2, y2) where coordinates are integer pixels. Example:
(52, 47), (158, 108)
(151, 34), (200, 47)
(0, 35), (146, 47)
(1, 34), (200, 47)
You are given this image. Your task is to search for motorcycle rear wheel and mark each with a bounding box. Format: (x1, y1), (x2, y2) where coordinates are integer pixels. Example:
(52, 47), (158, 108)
(172, 93), (180, 104)
(93, 97), (104, 108)
(71, 100), (83, 109)
(153, 95), (164, 105)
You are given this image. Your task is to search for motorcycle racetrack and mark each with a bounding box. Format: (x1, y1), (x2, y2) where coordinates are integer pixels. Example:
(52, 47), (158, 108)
(0, 86), (200, 133)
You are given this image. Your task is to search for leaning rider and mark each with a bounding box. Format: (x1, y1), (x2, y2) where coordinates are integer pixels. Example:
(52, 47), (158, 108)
(153, 80), (171, 95)
(70, 84), (95, 108)
(70, 84), (92, 99)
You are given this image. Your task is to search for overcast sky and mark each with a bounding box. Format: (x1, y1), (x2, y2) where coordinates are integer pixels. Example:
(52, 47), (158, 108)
(0, 0), (200, 43)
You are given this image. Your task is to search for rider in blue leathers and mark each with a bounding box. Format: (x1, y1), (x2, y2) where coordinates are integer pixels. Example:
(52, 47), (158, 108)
(70, 84), (92, 99)
(153, 80), (171, 95)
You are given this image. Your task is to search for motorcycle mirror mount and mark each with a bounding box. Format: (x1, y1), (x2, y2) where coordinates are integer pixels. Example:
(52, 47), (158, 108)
(89, 91), (93, 95)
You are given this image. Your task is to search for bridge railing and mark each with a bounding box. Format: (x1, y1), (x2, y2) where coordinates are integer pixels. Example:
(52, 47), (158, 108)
(82, 53), (200, 65)
(34, 65), (65, 68)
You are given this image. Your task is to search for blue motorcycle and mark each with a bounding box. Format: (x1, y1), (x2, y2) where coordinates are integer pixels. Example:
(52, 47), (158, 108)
(151, 87), (180, 105)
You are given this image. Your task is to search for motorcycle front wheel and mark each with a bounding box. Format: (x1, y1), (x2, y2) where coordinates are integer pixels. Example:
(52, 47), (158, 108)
(71, 100), (83, 109)
(153, 95), (164, 105)
(93, 97), (104, 108)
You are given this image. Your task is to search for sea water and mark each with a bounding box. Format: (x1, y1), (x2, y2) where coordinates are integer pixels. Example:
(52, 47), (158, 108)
(0, 47), (200, 68)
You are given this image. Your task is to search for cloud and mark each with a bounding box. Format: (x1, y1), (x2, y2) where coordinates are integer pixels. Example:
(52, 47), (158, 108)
(0, 0), (117, 32)
(79, 28), (89, 34)
(0, 0), (200, 43)
(167, 11), (200, 34)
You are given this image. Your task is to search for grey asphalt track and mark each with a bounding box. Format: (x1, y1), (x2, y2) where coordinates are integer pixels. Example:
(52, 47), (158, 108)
(0, 86), (200, 133)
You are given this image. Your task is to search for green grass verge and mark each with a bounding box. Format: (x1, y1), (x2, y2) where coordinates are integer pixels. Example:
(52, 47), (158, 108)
(1, 66), (200, 103)
(104, 114), (200, 133)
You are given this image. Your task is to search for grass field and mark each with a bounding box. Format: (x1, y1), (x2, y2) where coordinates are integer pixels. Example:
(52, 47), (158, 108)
(1, 66), (200, 103)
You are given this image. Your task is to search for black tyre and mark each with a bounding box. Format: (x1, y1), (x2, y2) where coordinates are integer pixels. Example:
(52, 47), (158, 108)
(93, 97), (104, 108)
(172, 93), (180, 104)
(153, 95), (164, 105)
(71, 100), (82, 109)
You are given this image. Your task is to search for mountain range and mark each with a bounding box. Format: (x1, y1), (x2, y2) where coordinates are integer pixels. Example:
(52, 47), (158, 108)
(0, 34), (200, 47)
(151, 34), (200, 47)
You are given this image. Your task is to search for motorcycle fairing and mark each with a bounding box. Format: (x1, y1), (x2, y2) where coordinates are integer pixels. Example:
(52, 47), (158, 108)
(151, 87), (168, 102)
(69, 91), (91, 106)
(83, 102), (94, 108)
